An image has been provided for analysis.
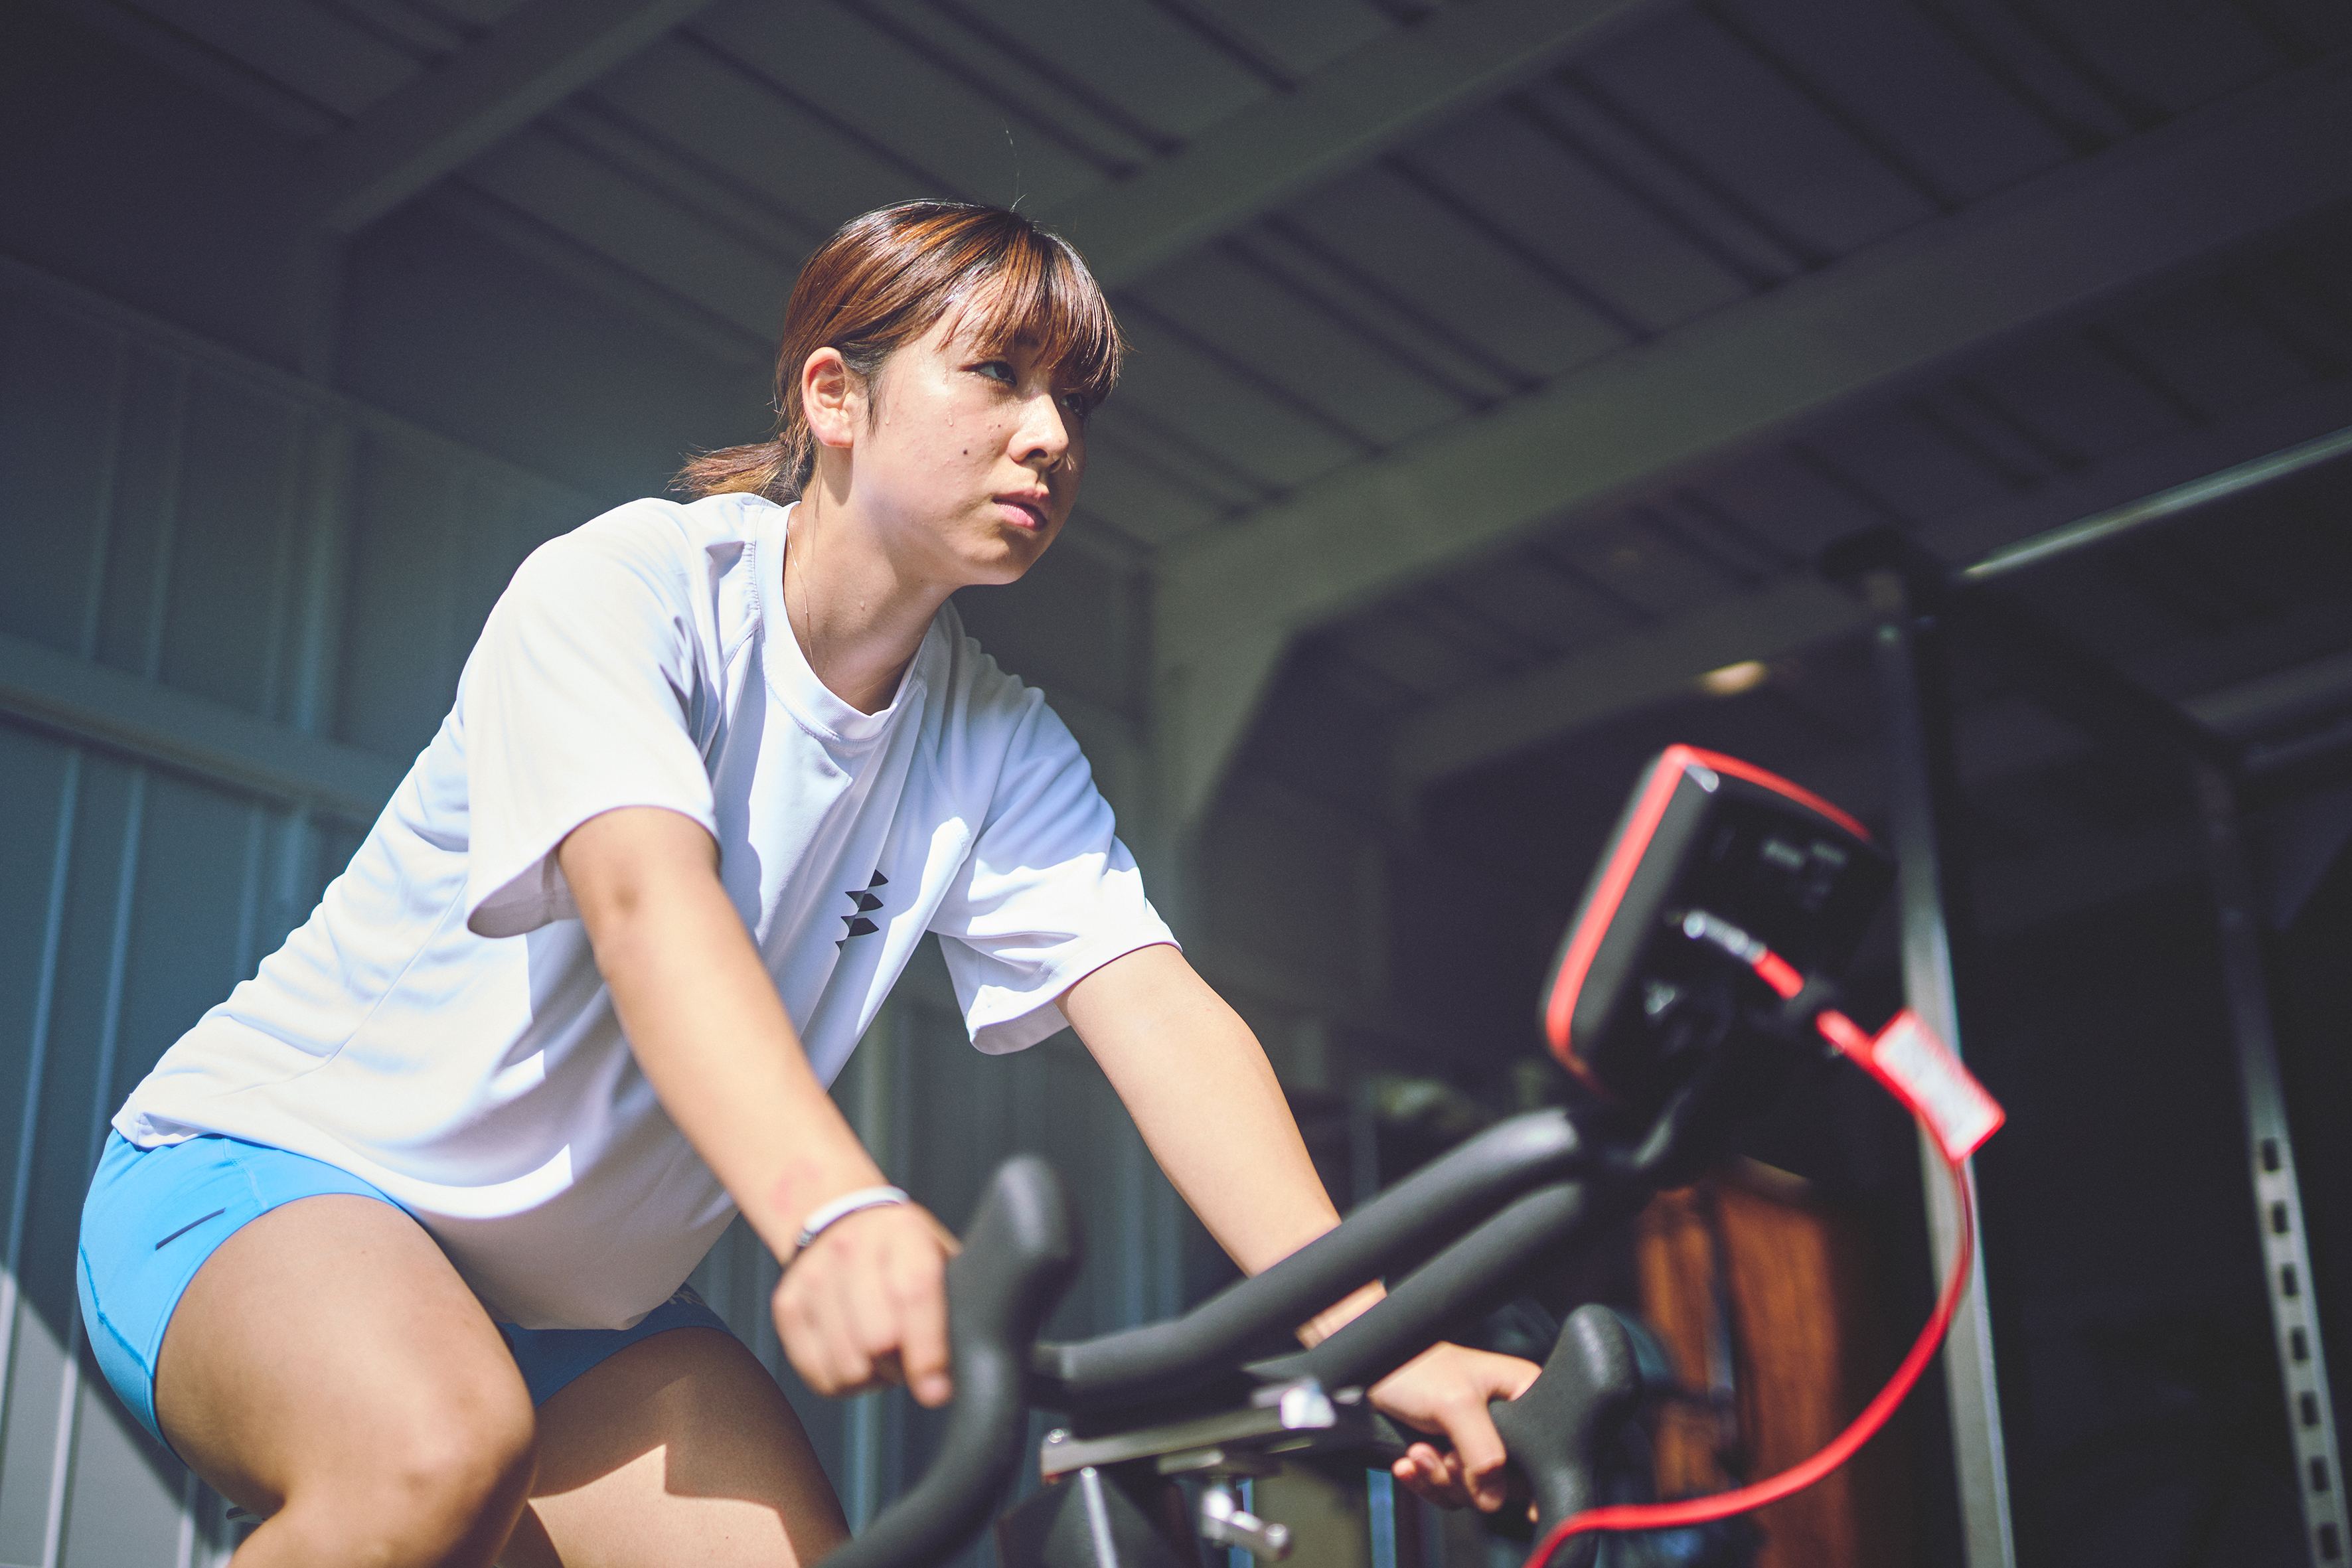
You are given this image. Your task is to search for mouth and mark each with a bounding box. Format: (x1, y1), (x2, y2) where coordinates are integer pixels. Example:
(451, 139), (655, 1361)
(993, 495), (1052, 530)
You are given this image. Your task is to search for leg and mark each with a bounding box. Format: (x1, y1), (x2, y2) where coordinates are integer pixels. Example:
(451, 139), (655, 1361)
(157, 1194), (539, 1567)
(504, 1326), (848, 1568)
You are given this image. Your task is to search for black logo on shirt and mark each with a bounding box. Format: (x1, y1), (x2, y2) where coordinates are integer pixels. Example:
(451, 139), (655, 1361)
(838, 871), (888, 945)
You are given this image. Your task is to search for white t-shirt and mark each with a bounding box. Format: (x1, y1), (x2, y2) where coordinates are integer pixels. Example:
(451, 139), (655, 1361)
(116, 493), (1172, 1330)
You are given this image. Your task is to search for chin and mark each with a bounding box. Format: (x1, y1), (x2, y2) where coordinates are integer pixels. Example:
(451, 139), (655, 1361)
(984, 526), (1059, 577)
(974, 554), (1043, 587)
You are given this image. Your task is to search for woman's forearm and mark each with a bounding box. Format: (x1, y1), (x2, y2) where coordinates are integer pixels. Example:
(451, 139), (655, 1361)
(1061, 945), (1334, 1265)
(1065, 951), (1535, 1506)
(1060, 943), (1384, 1341)
(558, 806), (886, 1262)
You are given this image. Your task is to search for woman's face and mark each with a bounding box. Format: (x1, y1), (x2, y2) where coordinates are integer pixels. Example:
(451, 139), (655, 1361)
(820, 305), (1090, 588)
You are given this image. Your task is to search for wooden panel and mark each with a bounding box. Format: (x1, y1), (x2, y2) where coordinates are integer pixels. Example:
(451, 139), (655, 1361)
(1636, 1161), (1914, 1568)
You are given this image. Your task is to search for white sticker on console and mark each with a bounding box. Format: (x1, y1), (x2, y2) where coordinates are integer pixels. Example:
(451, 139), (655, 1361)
(1864, 1011), (2005, 1162)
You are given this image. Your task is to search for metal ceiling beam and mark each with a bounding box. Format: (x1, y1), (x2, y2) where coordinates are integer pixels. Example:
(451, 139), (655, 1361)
(307, 0), (718, 237)
(1384, 347), (2352, 794)
(1156, 54), (2352, 822)
(1046, 0), (1668, 287)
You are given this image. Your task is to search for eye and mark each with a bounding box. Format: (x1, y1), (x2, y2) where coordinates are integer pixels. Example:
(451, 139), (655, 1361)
(969, 359), (1016, 385)
(1058, 390), (1091, 422)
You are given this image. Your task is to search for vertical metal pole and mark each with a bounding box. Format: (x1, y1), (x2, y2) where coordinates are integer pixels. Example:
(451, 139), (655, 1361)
(1367, 1468), (1398, 1568)
(840, 1002), (900, 1531)
(1863, 570), (2017, 1568)
(2192, 763), (2345, 1567)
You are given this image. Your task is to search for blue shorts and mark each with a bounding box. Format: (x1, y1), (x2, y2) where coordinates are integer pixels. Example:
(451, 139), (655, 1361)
(78, 1132), (732, 1451)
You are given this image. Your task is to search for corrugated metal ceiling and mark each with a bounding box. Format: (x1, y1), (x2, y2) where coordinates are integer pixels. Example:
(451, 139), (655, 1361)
(77, 0), (2352, 828)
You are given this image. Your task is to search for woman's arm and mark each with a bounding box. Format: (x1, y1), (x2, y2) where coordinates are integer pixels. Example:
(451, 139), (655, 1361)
(1060, 943), (1538, 1510)
(558, 805), (957, 1407)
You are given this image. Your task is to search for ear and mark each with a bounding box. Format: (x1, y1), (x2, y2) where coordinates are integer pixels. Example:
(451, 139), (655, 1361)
(801, 347), (862, 451)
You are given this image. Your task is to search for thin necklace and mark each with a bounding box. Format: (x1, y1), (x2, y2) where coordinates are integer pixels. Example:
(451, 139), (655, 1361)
(790, 509), (822, 679)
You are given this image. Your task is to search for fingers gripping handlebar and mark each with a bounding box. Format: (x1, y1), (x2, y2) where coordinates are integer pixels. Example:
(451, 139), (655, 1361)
(821, 1115), (1664, 1568)
(826, 1107), (1778, 1568)
(818, 1156), (1081, 1568)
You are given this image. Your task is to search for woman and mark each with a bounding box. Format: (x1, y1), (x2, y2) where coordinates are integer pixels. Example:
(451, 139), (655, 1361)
(79, 202), (1535, 1568)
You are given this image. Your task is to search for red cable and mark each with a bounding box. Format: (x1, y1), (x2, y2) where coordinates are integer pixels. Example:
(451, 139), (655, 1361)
(1517, 965), (1981, 1567)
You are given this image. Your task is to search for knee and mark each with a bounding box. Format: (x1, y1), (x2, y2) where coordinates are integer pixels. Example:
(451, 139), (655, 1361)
(378, 1392), (538, 1526)
(279, 1383), (538, 1565)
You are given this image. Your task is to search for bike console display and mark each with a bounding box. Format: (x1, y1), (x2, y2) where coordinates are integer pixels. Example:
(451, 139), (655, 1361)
(1541, 745), (1893, 1123)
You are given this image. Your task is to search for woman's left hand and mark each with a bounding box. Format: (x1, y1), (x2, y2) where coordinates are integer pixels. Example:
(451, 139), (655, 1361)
(1370, 1342), (1543, 1511)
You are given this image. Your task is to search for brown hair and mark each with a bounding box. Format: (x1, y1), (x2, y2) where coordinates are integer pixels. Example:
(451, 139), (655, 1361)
(676, 202), (1122, 502)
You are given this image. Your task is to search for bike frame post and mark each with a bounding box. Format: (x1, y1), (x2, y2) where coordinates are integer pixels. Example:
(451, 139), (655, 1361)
(2191, 761), (2346, 1567)
(1862, 567), (2017, 1568)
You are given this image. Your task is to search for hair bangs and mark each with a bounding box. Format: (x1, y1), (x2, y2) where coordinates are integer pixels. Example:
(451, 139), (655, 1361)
(948, 225), (1122, 410)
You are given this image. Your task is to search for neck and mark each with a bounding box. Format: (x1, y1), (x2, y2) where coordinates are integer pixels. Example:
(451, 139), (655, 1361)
(784, 490), (955, 714)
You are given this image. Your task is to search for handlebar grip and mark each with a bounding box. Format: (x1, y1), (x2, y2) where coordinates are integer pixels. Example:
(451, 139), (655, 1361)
(820, 1156), (1081, 1568)
(1487, 1304), (1644, 1558)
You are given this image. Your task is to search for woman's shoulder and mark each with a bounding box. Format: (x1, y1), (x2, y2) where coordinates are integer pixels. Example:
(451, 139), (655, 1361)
(493, 496), (778, 634)
(921, 600), (1042, 722)
(912, 603), (1083, 774)
(521, 493), (772, 579)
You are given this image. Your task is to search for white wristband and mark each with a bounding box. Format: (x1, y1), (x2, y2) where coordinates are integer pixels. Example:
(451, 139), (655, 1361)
(792, 1185), (910, 1254)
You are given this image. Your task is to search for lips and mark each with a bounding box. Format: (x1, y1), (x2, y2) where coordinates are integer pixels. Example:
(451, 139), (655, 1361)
(994, 493), (1051, 529)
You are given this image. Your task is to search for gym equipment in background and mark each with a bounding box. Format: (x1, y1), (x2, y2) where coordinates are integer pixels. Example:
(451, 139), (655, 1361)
(819, 746), (2003, 1568)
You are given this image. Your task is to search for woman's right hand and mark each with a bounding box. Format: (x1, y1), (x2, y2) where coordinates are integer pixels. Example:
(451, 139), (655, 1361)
(773, 1202), (961, 1407)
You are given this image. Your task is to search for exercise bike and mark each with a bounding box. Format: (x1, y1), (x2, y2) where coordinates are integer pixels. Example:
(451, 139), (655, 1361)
(819, 746), (2003, 1568)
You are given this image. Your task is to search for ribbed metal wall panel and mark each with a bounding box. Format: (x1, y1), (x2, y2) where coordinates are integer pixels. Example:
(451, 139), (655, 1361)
(0, 734), (301, 1568)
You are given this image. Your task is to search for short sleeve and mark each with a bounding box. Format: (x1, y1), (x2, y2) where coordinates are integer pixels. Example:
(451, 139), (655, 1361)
(461, 520), (720, 938)
(929, 694), (1175, 1054)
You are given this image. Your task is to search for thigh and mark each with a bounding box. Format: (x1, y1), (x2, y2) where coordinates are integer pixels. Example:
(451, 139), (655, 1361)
(157, 1192), (535, 1529)
(507, 1326), (848, 1568)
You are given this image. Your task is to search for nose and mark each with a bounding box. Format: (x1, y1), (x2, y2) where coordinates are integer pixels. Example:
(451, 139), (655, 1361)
(1012, 390), (1073, 473)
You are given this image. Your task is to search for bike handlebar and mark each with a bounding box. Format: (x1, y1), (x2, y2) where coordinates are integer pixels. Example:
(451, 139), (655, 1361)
(817, 1154), (1080, 1568)
(1488, 1304), (1644, 1563)
(1031, 1108), (1591, 1411)
(832, 1093), (1762, 1568)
